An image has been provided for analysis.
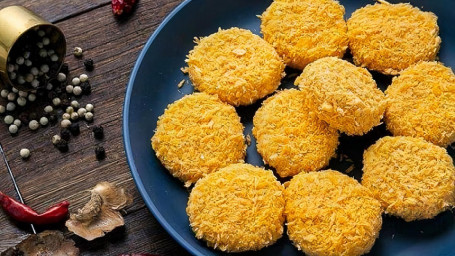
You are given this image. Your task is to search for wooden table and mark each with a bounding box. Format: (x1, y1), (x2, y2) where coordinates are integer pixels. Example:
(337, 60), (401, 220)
(0, 0), (189, 255)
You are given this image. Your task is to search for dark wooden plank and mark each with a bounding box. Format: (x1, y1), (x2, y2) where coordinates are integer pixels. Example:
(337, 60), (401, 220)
(0, 0), (110, 23)
(0, 0), (190, 255)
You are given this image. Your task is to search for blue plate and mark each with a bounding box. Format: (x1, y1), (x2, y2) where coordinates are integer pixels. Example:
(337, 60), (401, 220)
(123, 0), (455, 255)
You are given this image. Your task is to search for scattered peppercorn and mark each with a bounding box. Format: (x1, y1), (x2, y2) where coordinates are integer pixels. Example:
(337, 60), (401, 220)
(55, 139), (69, 152)
(85, 104), (94, 112)
(85, 112), (94, 122)
(61, 119), (71, 128)
(28, 120), (39, 130)
(48, 114), (58, 125)
(9, 124), (18, 134)
(39, 116), (49, 126)
(4, 115), (14, 125)
(95, 146), (106, 160)
(52, 135), (61, 145)
(60, 128), (71, 141)
(70, 112), (79, 121)
(60, 63), (69, 75)
(73, 86), (82, 96)
(79, 74), (88, 82)
(83, 59), (94, 71)
(19, 148), (30, 159)
(73, 47), (83, 58)
(69, 123), (80, 136)
(92, 125), (104, 139)
(80, 81), (92, 95)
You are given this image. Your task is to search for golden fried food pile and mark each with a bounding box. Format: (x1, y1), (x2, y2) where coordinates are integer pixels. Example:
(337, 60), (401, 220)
(149, 0), (455, 254)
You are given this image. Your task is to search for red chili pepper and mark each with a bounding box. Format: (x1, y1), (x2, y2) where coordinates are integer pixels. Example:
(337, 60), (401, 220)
(0, 191), (69, 225)
(111, 0), (137, 16)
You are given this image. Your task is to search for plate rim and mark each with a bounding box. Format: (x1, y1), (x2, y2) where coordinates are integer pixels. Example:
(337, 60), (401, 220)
(122, 0), (200, 255)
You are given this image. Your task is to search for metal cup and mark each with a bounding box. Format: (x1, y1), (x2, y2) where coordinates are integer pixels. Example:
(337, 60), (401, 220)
(0, 6), (66, 91)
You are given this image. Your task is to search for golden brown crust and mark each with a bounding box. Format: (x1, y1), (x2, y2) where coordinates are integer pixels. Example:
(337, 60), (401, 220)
(151, 93), (246, 187)
(295, 57), (386, 135)
(187, 163), (285, 252)
(285, 170), (383, 256)
(362, 136), (455, 221)
(260, 0), (348, 70)
(186, 27), (285, 106)
(253, 89), (339, 177)
(385, 61), (455, 147)
(347, 2), (440, 75)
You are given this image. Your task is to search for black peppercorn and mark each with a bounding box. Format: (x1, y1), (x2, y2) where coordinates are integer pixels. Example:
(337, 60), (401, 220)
(18, 112), (29, 125)
(28, 112), (37, 121)
(69, 123), (80, 136)
(84, 59), (94, 71)
(47, 91), (58, 100)
(95, 146), (105, 160)
(60, 128), (71, 141)
(55, 139), (69, 152)
(60, 63), (69, 75)
(80, 81), (92, 95)
(92, 125), (104, 139)
(48, 114), (57, 125)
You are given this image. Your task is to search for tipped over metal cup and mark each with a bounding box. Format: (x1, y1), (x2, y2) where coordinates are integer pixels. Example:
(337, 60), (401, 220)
(0, 6), (66, 91)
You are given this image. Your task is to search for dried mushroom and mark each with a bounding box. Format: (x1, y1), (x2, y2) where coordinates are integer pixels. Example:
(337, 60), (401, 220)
(65, 182), (132, 241)
(1, 230), (79, 256)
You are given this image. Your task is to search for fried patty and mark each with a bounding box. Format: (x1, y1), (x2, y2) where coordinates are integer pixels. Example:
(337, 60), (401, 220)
(261, 0), (348, 70)
(295, 57), (386, 135)
(385, 61), (455, 147)
(362, 136), (455, 221)
(151, 93), (246, 187)
(187, 163), (285, 252)
(285, 170), (383, 256)
(347, 1), (440, 75)
(186, 27), (285, 106)
(253, 89), (339, 177)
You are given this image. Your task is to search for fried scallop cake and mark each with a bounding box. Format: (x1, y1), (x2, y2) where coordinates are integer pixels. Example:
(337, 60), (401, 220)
(151, 93), (246, 187)
(186, 163), (285, 252)
(295, 57), (386, 135)
(186, 27), (285, 106)
(253, 89), (339, 178)
(285, 170), (383, 256)
(260, 0), (348, 70)
(362, 136), (455, 222)
(385, 62), (455, 147)
(347, 1), (441, 75)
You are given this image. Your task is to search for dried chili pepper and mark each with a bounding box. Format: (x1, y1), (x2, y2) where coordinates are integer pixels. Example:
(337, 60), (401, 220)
(111, 0), (137, 16)
(0, 191), (69, 225)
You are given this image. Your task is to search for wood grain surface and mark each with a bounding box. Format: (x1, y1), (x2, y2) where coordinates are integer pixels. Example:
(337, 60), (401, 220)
(0, 0), (190, 255)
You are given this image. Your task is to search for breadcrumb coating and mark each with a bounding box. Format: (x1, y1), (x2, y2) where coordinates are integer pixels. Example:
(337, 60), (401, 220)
(347, 2), (440, 75)
(187, 163), (285, 252)
(362, 136), (455, 222)
(385, 61), (455, 147)
(260, 0), (348, 70)
(295, 57), (386, 135)
(151, 93), (246, 187)
(253, 89), (339, 177)
(285, 170), (383, 256)
(186, 27), (285, 106)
